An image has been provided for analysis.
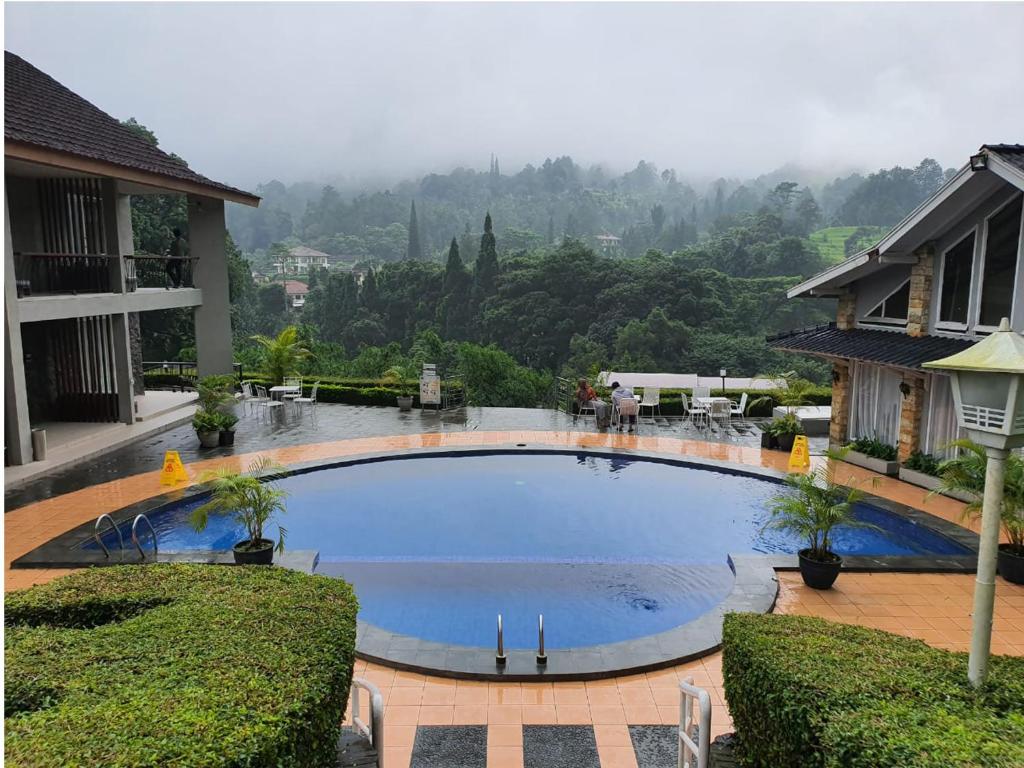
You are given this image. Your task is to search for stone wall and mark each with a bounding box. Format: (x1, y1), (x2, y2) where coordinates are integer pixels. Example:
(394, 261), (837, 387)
(836, 293), (856, 330)
(906, 243), (935, 337)
(829, 361), (851, 447)
(129, 312), (144, 395)
(898, 375), (925, 463)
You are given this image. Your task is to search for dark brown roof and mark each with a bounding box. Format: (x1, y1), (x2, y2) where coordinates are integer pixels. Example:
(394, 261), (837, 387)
(767, 323), (975, 371)
(984, 144), (1024, 175)
(4, 51), (258, 205)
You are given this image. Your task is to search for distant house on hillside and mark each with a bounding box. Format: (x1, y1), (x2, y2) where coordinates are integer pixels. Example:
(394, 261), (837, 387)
(4, 51), (259, 466)
(770, 143), (1024, 463)
(283, 280), (309, 309)
(595, 233), (622, 255)
(274, 245), (330, 275)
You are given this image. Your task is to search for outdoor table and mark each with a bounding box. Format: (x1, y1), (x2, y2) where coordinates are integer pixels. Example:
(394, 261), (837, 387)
(268, 385), (301, 401)
(693, 396), (733, 427)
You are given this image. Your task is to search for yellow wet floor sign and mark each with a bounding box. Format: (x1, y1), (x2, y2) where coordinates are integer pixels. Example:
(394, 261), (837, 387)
(788, 434), (811, 471)
(160, 450), (189, 485)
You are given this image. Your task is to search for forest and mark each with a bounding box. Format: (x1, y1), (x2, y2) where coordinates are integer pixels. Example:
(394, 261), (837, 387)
(127, 120), (955, 398)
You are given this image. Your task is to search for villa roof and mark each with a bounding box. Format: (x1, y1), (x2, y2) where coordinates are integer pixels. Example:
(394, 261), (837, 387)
(283, 280), (309, 296)
(4, 51), (259, 206)
(787, 142), (1023, 299)
(767, 323), (975, 371)
(287, 245), (331, 259)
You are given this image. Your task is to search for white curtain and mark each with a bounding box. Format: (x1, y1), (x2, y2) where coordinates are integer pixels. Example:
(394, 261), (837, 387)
(849, 362), (902, 446)
(923, 374), (964, 458)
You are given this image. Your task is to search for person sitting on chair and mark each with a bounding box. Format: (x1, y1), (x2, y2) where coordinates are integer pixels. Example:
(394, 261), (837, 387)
(610, 381), (637, 432)
(575, 378), (610, 429)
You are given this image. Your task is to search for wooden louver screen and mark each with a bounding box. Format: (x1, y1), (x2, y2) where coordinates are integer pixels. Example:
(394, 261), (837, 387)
(51, 316), (120, 422)
(32, 178), (111, 294)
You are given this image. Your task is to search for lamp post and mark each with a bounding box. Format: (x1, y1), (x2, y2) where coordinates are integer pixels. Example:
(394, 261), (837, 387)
(923, 317), (1024, 687)
(720, 368), (727, 396)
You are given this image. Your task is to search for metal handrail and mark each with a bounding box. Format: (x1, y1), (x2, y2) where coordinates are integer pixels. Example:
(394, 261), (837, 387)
(94, 514), (124, 560)
(131, 514), (158, 560)
(496, 613), (507, 665)
(349, 677), (384, 756)
(537, 614), (547, 664)
(678, 676), (712, 768)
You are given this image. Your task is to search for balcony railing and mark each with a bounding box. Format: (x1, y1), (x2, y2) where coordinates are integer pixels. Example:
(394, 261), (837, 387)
(16, 252), (119, 296)
(124, 255), (198, 291)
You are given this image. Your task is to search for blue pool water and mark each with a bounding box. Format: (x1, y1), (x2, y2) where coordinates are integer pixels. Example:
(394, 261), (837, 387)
(88, 452), (969, 648)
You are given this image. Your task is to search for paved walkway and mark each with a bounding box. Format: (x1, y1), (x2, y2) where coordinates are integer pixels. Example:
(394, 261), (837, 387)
(5, 414), (1022, 768)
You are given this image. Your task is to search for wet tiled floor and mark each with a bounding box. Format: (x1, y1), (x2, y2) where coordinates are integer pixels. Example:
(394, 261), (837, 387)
(4, 408), (1022, 768)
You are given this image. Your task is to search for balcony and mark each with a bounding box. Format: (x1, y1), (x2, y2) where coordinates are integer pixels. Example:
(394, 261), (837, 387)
(14, 252), (119, 296)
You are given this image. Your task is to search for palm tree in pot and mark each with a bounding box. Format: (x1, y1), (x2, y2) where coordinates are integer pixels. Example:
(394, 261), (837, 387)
(190, 456), (289, 565)
(764, 449), (878, 589)
(934, 440), (1024, 584)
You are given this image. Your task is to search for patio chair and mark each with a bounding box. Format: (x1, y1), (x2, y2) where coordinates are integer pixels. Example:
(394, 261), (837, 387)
(638, 387), (661, 420)
(614, 396), (639, 431)
(730, 392), (748, 420)
(255, 385), (284, 420)
(241, 381), (268, 415)
(710, 399), (731, 429)
(294, 381), (320, 415)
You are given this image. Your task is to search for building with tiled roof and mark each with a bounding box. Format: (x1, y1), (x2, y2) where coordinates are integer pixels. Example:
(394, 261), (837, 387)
(770, 143), (1024, 463)
(4, 51), (260, 466)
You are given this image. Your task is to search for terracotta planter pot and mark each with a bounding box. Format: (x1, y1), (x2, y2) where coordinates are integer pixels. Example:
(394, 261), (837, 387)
(798, 548), (842, 590)
(233, 538), (275, 565)
(998, 544), (1024, 585)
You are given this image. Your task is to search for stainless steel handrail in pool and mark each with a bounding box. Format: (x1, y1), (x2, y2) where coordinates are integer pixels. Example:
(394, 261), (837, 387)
(349, 677), (384, 758)
(496, 613), (507, 665)
(131, 514), (158, 560)
(679, 676), (711, 768)
(536, 614), (547, 664)
(93, 514), (124, 560)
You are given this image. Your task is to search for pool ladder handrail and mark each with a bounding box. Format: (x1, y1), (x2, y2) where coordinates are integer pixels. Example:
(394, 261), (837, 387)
(349, 677), (384, 757)
(678, 676), (712, 768)
(496, 613), (507, 665)
(93, 514), (125, 561)
(131, 514), (158, 560)
(537, 614), (547, 665)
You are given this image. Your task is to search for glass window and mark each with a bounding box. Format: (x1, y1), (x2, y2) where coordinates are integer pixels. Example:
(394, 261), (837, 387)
(864, 281), (909, 323)
(979, 196), (1022, 327)
(939, 233), (975, 325)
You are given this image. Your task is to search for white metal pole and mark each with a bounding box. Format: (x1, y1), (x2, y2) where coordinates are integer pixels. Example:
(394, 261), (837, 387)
(968, 446), (1007, 687)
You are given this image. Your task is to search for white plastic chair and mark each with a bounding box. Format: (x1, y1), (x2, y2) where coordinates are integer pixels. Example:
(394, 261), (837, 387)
(710, 399), (731, 429)
(242, 381), (268, 415)
(615, 396), (639, 431)
(256, 384), (283, 420)
(294, 381), (319, 415)
(730, 392), (748, 420)
(638, 387), (661, 420)
(688, 389), (710, 428)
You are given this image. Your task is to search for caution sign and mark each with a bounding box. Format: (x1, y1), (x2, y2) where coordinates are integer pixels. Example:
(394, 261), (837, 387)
(788, 434), (811, 471)
(160, 450), (189, 485)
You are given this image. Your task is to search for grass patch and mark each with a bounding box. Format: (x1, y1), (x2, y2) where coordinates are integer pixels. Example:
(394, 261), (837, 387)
(5, 564), (358, 768)
(809, 226), (886, 264)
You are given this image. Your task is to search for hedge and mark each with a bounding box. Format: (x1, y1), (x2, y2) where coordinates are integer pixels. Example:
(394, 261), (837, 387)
(5, 564), (359, 768)
(722, 613), (1024, 768)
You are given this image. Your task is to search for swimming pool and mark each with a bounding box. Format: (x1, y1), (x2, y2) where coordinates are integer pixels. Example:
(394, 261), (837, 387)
(87, 451), (970, 649)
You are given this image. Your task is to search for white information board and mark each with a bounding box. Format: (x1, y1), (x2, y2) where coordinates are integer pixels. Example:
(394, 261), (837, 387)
(420, 375), (441, 405)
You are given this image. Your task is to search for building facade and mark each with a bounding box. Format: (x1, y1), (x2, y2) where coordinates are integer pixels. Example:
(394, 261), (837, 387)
(770, 144), (1024, 462)
(4, 52), (259, 465)
(274, 245), (330, 275)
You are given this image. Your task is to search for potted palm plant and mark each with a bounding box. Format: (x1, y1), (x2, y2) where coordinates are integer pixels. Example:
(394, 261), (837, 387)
(763, 448), (878, 589)
(251, 325), (312, 386)
(217, 411), (239, 446)
(934, 440), (1024, 584)
(193, 375), (237, 449)
(383, 360), (418, 411)
(192, 410), (221, 449)
(191, 456), (289, 565)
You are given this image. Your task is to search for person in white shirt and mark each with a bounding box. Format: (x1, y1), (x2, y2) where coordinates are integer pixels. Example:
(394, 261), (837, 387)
(610, 381), (636, 432)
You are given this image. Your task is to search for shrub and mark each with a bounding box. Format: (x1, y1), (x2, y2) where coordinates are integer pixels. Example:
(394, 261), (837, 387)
(904, 450), (940, 476)
(847, 436), (898, 461)
(5, 565), (358, 768)
(722, 613), (1024, 768)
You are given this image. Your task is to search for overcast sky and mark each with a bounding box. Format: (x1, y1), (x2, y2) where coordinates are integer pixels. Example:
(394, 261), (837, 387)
(6, 2), (1024, 190)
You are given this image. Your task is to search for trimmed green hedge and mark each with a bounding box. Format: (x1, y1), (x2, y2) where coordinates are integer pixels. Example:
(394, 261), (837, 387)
(5, 564), (359, 768)
(722, 613), (1024, 768)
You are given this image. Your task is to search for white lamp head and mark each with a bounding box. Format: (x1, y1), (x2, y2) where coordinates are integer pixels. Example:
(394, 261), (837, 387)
(923, 318), (1024, 449)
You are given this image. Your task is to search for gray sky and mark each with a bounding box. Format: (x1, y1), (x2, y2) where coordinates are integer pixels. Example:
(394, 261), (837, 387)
(6, 2), (1024, 189)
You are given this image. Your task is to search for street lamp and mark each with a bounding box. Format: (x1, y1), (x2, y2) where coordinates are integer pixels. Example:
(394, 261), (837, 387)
(923, 317), (1024, 687)
(720, 368), (727, 396)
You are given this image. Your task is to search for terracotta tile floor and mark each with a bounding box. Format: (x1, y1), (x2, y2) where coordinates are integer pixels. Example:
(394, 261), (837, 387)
(6, 431), (1023, 768)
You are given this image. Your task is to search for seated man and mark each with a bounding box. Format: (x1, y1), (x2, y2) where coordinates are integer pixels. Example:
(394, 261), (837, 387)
(610, 381), (637, 432)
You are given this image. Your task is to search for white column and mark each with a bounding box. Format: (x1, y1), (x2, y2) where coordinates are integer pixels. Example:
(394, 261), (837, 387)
(968, 446), (1007, 687)
(188, 195), (233, 376)
(101, 180), (135, 423)
(4, 198), (33, 463)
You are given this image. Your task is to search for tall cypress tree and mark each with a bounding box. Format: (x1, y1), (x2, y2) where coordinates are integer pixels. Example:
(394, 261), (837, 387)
(443, 237), (465, 294)
(475, 212), (498, 297)
(406, 201), (422, 261)
(547, 215), (555, 244)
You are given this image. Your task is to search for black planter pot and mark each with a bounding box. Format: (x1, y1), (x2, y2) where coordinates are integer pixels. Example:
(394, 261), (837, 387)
(798, 549), (842, 590)
(998, 544), (1024, 585)
(777, 433), (796, 452)
(233, 538), (275, 565)
(760, 432), (778, 450)
(219, 429), (236, 447)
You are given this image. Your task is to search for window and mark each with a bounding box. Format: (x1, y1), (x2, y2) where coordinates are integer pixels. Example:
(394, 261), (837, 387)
(978, 196), (1022, 327)
(849, 362), (902, 446)
(938, 232), (975, 326)
(864, 280), (910, 325)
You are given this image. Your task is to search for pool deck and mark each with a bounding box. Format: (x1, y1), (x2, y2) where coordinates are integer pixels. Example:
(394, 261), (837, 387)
(4, 406), (1023, 768)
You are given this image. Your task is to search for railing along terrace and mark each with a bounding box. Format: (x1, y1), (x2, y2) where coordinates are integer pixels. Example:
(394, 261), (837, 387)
(142, 361), (244, 389)
(16, 252), (119, 296)
(124, 255), (198, 291)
